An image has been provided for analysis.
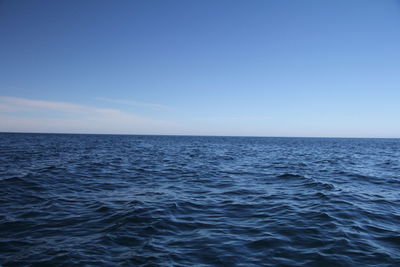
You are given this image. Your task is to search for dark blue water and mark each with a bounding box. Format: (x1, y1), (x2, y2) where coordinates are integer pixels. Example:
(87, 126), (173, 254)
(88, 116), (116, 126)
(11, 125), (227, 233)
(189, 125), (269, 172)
(1, 133), (400, 266)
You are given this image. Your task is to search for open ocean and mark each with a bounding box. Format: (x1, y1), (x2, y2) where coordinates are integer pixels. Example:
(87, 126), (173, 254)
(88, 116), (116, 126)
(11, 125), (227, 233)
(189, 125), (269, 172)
(1, 133), (400, 266)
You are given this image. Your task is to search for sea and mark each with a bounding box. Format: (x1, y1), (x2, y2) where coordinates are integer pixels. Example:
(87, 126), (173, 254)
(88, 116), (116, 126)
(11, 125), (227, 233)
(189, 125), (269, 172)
(1, 133), (400, 266)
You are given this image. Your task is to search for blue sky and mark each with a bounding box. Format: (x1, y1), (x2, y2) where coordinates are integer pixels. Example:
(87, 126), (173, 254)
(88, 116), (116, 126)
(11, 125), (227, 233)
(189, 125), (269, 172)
(1, 0), (400, 137)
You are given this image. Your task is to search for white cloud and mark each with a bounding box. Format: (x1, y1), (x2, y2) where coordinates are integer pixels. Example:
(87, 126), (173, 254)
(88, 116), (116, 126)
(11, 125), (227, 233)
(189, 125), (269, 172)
(0, 96), (119, 115)
(0, 96), (178, 134)
(94, 97), (169, 110)
(194, 116), (271, 121)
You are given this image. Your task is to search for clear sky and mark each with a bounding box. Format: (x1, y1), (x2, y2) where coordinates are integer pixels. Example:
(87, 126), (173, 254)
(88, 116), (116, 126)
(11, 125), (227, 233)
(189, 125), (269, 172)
(1, 0), (399, 137)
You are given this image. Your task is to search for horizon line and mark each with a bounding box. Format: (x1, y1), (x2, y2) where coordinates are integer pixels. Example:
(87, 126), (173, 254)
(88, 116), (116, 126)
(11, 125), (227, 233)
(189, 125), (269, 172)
(1, 131), (399, 139)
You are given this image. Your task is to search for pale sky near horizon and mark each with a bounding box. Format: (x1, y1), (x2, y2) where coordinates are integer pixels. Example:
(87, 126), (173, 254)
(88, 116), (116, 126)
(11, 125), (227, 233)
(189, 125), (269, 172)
(1, 0), (400, 137)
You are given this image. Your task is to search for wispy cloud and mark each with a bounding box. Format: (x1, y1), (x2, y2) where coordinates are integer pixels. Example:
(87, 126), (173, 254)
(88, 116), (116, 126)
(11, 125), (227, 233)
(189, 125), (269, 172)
(195, 116), (271, 122)
(95, 97), (169, 110)
(0, 96), (118, 115)
(0, 96), (178, 134)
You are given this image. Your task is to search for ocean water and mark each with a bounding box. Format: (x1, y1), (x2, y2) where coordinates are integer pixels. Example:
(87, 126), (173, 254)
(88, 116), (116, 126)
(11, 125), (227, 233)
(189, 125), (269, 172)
(1, 133), (400, 266)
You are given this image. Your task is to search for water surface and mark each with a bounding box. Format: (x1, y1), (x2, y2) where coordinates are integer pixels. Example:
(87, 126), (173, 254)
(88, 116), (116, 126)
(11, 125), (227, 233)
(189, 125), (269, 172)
(1, 133), (400, 266)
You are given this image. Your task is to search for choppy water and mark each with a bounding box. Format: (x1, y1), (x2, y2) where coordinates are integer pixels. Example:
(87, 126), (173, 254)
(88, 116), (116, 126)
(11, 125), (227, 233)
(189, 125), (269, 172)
(1, 133), (400, 266)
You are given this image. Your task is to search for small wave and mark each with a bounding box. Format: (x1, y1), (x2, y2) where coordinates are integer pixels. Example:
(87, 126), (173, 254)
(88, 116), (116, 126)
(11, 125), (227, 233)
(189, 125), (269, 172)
(247, 237), (287, 250)
(304, 180), (335, 190)
(377, 235), (400, 245)
(277, 173), (306, 179)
